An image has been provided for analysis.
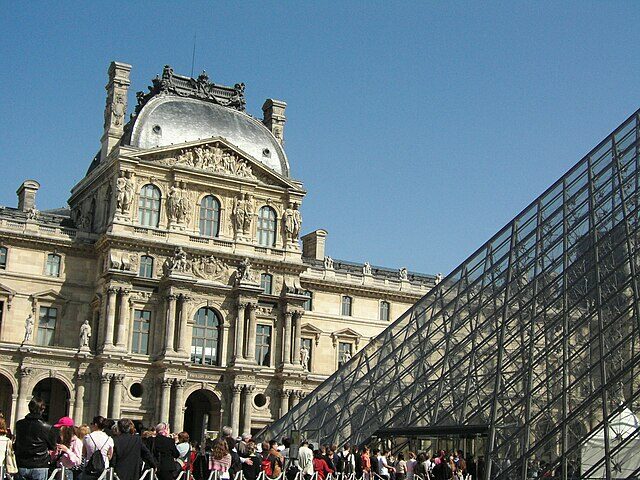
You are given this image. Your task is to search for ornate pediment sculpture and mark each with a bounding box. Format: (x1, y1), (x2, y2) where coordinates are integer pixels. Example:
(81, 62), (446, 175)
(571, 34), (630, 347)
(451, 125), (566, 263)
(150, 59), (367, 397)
(192, 255), (233, 283)
(163, 247), (192, 275)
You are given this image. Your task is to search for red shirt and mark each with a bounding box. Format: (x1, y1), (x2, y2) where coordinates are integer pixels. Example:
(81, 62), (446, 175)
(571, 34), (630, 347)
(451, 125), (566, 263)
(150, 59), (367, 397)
(361, 454), (371, 472)
(313, 458), (333, 480)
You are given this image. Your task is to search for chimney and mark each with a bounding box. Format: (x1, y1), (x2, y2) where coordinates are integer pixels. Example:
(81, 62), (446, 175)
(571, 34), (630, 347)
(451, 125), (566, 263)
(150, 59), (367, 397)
(101, 61), (132, 161)
(17, 180), (40, 211)
(301, 229), (327, 261)
(262, 99), (287, 146)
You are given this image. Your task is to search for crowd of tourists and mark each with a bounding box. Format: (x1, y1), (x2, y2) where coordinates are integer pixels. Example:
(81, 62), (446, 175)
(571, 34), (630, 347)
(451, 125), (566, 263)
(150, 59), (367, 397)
(1, 398), (483, 480)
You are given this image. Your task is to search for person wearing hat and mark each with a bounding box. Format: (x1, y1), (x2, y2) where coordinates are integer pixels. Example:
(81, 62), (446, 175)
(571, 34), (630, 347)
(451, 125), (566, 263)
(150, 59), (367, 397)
(53, 417), (83, 480)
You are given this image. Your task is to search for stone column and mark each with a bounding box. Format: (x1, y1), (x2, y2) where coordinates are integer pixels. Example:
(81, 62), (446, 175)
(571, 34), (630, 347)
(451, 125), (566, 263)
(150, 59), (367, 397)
(73, 374), (86, 423)
(292, 311), (303, 367)
(234, 303), (247, 360)
(291, 390), (302, 409)
(104, 287), (118, 347)
(173, 379), (187, 432)
(110, 374), (124, 419)
(15, 367), (33, 425)
(230, 385), (242, 436)
(242, 385), (255, 434)
(98, 373), (112, 417)
(282, 311), (293, 365)
(10, 393), (18, 430)
(245, 303), (258, 361)
(115, 289), (131, 349)
(165, 294), (177, 354)
(279, 389), (291, 418)
(159, 378), (172, 423)
(178, 295), (191, 355)
(220, 321), (230, 367)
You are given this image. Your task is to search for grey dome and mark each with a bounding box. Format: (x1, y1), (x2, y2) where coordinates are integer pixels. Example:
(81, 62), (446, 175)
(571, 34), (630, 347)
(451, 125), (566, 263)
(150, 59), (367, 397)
(129, 95), (289, 176)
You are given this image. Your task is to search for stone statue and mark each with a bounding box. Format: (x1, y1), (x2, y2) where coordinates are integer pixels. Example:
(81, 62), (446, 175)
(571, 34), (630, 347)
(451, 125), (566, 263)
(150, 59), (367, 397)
(116, 172), (135, 214)
(232, 195), (246, 235)
(399, 267), (409, 281)
(363, 262), (372, 275)
(435, 273), (443, 285)
(342, 350), (352, 363)
(23, 314), (34, 343)
(324, 256), (334, 270)
(284, 203), (302, 242)
(112, 93), (126, 127)
(79, 320), (92, 348)
(236, 257), (256, 284)
(167, 185), (189, 224)
(165, 247), (190, 275)
(243, 194), (254, 234)
(300, 344), (310, 371)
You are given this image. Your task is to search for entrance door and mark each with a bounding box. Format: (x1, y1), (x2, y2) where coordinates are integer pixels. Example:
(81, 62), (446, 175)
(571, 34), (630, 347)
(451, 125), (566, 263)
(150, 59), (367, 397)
(184, 390), (221, 445)
(0, 374), (13, 424)
(32, 378), (70, 423)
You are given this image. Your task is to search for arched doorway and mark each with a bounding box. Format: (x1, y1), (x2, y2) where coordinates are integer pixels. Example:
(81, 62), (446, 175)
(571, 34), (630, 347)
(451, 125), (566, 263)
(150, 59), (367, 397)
(32, 378), (70, 423)
(184, 389), (221, 445)
(0, 373), (13, 424)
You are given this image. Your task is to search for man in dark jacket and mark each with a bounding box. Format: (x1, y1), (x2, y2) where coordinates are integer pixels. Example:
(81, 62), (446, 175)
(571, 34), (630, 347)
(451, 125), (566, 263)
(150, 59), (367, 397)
(14, 398), (56, 480)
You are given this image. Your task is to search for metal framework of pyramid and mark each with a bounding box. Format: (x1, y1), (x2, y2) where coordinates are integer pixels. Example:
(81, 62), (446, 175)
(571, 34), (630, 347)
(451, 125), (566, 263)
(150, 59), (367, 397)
(261, 110), (640, 478)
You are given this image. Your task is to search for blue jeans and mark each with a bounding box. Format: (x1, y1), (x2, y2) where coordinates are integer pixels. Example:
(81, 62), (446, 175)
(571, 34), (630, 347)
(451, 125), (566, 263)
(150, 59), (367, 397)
(18, 468), (49, 480)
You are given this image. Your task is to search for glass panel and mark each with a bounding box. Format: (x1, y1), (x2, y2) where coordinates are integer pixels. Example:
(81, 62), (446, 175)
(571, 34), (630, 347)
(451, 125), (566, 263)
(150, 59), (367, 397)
(303, 290), (313, 311)
(36, 307), (57, 346)
(257, 207), (277, 246)
(138, 184), (161, 227)
(0, 247), (6, 268)
(191, 307), (220, 365)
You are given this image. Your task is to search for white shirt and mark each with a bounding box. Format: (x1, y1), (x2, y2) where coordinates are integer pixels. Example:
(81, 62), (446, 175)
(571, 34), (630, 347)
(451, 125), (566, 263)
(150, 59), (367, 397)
(379, 455), (390, 476)
(298, 445), (314, 475)
(84, 431), (114, 469)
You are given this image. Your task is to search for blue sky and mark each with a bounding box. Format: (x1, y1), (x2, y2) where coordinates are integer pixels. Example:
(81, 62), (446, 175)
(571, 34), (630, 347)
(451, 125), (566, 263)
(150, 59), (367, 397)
(1, 1), (639, 275)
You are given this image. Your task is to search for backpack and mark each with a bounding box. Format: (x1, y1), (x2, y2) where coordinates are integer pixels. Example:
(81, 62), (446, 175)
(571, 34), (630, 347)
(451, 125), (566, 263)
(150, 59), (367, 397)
(334, 453), (345, 473)
(85, 436), (109, 476)
(262, 456), (274, 477)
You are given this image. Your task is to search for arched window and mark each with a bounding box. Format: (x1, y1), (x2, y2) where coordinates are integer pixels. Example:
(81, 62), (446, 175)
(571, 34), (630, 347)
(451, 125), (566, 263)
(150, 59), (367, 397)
(257, 206), (277, 247)
(139, 255), (154, 278)
(199, 195), (221, 237)
(379, 301), (390, 321)
(0, 247), (7, 269)
(45, 254), (61, 277)
(191, 307), (221, 366)
(138, 184), (161, 227)
(341, 295), (352, 316)
(260, 273), (273, 295)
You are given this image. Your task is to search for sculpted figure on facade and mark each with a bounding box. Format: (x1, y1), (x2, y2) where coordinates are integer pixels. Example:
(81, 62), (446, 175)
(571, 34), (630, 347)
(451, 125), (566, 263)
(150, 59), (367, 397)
(300, 344), (310, 371)
(79, 320), (92, 348)
(192, 255), (231, 283)
(236, 257), (257, 284)
(232, 195), (246, 236)
(172, 144), (256, 179)
(399, 267), (409, 281)
(26, 206), (39, 220)
(324, 256), (334, 270)
(164, 247), (191, 275)
(23, 314), (34, 344)
(243, 194), (254, 234)
(363, 262), (372, 276)
(284, 202), (302, 242)
(116, 171), (135, 214)
(435, 273), (443, 285)
(167, 185), (189, 225)
(112, 93), (126, 127)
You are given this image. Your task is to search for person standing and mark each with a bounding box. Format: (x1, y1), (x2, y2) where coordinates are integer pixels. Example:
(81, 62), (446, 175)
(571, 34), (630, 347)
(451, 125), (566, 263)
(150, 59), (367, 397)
(52, 417), (82, 480)
(406, 452), (417, 480)
(0, 416), (16, 474)
(14, 398), (56, 480)
(298, 440), (313, 480)
(396, 453), (407, 480)
(82, 416), (114, 480)
(360, 447), (371, 480)
(112, 419), (156, 480)
(209, 439), (232, 479)
(150, 423), (180, 480)
(312, 450), (333, 480)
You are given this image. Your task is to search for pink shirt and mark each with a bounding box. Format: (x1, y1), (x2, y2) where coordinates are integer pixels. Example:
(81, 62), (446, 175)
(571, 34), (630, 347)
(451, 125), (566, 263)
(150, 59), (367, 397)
(55, 436), (83, 468)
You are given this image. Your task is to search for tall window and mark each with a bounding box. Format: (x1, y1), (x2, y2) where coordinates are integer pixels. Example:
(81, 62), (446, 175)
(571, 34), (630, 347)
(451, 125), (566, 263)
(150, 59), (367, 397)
(255, 325), (272, 366)
(260, 273), (273, 295)
(132, 310), (151, 354)
(45, 254), (61, 277)
(0, 247), (6, 269)
(338, 341), (353, 367)
(379, 301), (390, 321)
(341, 296), (352, 316)
(139, 255), (154, 278)
(301, 337), (313, 371)
(138, 184), (161, 227)
(37, 306), (57, 346)
(303, 290), (313, 311)
(257, 206), (277, 247)
(191, 307), (221, 365)
(199, 195), (221, 237)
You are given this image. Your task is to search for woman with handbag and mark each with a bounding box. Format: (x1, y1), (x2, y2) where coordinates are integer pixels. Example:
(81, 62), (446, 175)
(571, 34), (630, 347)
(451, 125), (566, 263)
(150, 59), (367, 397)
(0, 416), (18, 476)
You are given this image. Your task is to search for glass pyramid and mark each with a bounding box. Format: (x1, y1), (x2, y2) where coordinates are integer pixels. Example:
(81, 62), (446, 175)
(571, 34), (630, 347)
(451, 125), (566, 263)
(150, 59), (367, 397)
(261, 110), (640, 479)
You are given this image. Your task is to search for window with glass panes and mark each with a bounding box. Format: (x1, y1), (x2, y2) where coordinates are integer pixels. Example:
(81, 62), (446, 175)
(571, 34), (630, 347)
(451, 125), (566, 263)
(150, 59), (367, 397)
(341, 296), (352, 316)
(191, 307), (221, 365)
(138, 184), (161, 227)
(338, 341), (353, 367)
(257, 206), (277, 246)
(37, 306), (57, 346)
(260, 274), (273, 295)
(255, 324), (272, 366)
(139, 255), (154, 278)
(199, 195), (221, 237)
(45, 254), (61, 277)
(0, 247), (6, 269)
(132, 310), (151, 354)
(301, 337), (313, 371)
(303, 290), (312, 311)
(379, 301), (390, 321)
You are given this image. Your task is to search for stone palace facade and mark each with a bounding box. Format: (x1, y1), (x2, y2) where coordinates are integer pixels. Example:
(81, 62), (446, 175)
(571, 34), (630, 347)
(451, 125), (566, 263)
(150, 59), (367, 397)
(0, 62), (436, 440)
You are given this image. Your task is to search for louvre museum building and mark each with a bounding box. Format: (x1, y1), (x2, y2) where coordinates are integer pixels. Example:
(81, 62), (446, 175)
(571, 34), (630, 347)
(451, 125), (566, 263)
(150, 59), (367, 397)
(2, 61), (640, 479)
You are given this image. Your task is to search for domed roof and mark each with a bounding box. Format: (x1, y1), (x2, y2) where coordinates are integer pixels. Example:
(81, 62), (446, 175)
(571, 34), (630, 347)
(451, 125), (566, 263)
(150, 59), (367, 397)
(129, 95), (289, 176)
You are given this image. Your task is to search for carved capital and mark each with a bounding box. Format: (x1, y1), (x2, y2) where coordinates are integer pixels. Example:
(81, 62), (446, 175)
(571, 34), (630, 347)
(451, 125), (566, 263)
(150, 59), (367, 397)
(119, 288), (131, 297)
(113, 374), (125, 384)
(243, 384), (255, 393)
(19, 367), (33, 378)
(174, 378), (187, 388)
(107, 287), (118, 295)
(166, 294), (177, 302)
(293, 310), (305, 320)
(160, 378), (173, 388)
(284, 311), (294, 320)
(101, 373), (114, 384)
(281, 389), (292, 399)
(231, 384), (243, 395)
(247, 303), (259, 312)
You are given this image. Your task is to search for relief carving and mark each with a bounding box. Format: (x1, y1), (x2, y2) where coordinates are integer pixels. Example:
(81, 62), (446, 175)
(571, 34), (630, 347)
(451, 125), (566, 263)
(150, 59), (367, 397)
(156, 144), (257, 180)
(116, 171), (135, 215)
(109, 251), (138, 272)
(232, 193), (254, 238)
(167, 183), (190, 227)
(192, 255), (233, 283)
(163, 247), (191, 275)
(283, 202), (302, 243)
